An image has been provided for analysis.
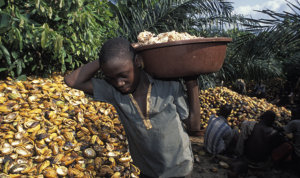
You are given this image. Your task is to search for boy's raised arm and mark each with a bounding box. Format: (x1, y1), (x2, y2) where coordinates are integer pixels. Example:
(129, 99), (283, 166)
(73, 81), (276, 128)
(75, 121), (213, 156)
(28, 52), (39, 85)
(184, 76), (202, 136)
(64, 60), (100, 95)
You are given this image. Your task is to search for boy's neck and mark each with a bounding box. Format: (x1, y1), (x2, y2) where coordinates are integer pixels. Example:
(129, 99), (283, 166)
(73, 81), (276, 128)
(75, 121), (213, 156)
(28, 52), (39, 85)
(133, 70), (150, 96)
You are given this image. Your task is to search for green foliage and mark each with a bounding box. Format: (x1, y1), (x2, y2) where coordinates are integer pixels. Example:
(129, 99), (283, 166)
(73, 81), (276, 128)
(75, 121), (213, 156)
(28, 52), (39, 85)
(109, 0), (234, 42)
(0, 0), (118, 79)
(227, 0), (300, 85)
(221, 31), (283, 82)
(0, 0), (7, 8)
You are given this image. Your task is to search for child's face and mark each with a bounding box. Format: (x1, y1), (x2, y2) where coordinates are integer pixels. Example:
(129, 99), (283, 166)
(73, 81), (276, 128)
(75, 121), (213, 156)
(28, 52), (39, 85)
(102, 57), (139, 94)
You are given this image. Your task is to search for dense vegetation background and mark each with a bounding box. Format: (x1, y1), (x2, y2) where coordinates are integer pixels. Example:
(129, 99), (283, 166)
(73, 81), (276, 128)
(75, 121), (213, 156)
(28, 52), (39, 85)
(0, 0), (299, 98)
(0, 0), (118, 79)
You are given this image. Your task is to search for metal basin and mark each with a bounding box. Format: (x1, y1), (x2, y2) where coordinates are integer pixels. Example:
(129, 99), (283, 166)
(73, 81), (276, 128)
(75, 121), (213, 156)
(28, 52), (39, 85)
(134, 37), (232, 78)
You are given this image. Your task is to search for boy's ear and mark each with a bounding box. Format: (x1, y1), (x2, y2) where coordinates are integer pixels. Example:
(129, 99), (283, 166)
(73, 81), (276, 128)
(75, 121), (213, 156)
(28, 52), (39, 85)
(134, 54), (144, 69)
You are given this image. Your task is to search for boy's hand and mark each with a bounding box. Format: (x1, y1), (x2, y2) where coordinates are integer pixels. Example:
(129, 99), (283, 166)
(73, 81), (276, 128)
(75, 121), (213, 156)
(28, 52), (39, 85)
(183, 119), (202, 136)
(286, 133), (293, 140)
(188, 130), (204, 136)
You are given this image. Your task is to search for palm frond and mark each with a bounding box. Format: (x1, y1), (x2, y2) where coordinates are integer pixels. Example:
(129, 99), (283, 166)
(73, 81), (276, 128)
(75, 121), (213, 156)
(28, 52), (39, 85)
(225, 0), (300, 84)
(109, 0), (235, 41)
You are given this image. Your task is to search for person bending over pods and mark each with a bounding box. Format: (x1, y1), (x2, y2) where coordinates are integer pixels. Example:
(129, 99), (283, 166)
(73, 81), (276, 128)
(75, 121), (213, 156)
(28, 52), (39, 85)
(204, 104), (238, 156)
(243, 110), (286, 169)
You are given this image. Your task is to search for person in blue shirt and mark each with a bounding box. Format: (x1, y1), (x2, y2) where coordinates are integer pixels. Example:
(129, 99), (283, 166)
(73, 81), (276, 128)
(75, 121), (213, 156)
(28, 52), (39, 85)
(204, 104), (238, 156)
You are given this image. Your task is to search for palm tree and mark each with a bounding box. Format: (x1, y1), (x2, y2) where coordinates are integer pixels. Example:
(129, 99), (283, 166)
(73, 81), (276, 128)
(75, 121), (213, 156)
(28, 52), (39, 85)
(109, 0), (235, 42)
(228, 0), (300, 84)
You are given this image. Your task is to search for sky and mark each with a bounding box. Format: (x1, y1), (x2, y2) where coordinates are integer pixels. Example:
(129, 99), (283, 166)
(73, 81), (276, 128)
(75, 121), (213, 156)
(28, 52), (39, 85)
(231, 0), (298, 19)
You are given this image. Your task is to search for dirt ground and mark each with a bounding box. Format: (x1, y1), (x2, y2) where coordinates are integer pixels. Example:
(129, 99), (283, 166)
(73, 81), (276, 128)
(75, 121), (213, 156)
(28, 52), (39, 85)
(188, 136), (300, 178)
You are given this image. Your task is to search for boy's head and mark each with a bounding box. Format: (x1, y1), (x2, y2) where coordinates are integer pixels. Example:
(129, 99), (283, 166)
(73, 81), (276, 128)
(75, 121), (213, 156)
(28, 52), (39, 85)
(218, 104), (232, 118)
(260, 110), (276, 126)
(98, 37), (143, 94)
(99, 37), (135, 65)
